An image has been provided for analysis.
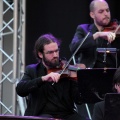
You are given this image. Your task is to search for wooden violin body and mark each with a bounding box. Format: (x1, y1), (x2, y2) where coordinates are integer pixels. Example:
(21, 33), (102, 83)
(103, 20), (120, 37)
(47, 60), (86, 80)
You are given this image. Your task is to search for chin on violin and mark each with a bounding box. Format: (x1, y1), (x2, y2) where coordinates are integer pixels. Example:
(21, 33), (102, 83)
(103, 20), (120, 35)
(93, 20), (120, 43)
(49, 59), (86, 80)
(41, 59), (86, 83)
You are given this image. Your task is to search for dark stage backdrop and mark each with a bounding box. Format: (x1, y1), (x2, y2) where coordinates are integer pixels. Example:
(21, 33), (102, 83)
(26, 0), (120, 65)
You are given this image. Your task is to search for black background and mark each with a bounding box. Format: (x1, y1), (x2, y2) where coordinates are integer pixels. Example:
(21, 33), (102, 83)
(26, 0), (120, 65)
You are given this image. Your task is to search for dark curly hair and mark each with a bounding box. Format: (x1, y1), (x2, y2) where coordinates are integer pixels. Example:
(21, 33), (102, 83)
(34, 33), (61, 61)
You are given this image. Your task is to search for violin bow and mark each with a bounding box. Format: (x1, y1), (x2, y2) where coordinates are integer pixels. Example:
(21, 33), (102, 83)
(114, 25), (120, 34)
(60, 32), (91, 75)
(52, 31), (91, 85)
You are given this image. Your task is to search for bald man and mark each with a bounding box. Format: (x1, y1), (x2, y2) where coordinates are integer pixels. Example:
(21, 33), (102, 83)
(70, 0), (120, 68)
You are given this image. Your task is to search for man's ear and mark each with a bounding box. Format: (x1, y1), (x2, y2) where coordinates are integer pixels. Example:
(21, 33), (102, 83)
(38, 52), (43, 59)
(90, 12), (94, 19)
(115, 84), (117, 90)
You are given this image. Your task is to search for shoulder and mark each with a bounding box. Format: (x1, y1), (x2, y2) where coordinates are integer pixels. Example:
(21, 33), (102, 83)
(76, 23), (94, 32)
(79, 24), (91, 27)
(25, 63), (41, 72)
(23, 63), (43, 78)
(95, 101), (104, 106)
(92, 101), (105, 120)
(94, 101), (105, 110)
(26, 63), (39, 69)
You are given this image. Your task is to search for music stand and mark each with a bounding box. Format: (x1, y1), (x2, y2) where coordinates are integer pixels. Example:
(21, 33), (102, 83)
(77, 68), (116, 103)
(96, 48), (118, 68)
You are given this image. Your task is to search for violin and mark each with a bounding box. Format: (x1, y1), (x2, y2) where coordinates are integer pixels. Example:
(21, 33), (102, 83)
(47, 60), (86, 81)
(102, 20), (120, 37)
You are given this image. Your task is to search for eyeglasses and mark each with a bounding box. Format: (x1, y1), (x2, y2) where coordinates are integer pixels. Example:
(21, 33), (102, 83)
(44, 49), (59, 55)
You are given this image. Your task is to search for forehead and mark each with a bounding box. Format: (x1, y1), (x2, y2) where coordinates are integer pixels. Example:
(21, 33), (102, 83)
(93, 1), (109, 11)
(44, 42), (58, 51)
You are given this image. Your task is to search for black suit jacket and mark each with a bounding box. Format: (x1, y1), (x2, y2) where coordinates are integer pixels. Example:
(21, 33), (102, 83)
(16, 63), (48, 116)
(16, 62), (82, 118)
(92, 101), (104, 120)
(70, 23), (120, 68)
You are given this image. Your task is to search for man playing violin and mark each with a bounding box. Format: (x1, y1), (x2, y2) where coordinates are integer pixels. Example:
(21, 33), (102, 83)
(70, 0), (120, 68)
(16, 33), (87, 120)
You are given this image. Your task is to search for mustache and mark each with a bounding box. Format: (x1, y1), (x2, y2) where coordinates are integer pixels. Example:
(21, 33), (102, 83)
(103, 17), (110, 20)
(52, 57), (59, 60)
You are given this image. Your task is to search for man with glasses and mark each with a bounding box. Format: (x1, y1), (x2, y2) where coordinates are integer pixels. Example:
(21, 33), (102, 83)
(16, 33), (86, 120)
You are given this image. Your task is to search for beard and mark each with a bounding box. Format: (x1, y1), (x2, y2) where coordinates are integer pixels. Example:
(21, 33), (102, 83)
(95, 16), (111, 27)
(43, 55), (60, 68)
